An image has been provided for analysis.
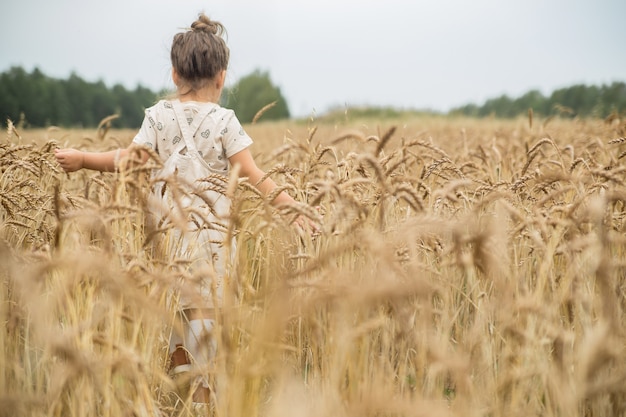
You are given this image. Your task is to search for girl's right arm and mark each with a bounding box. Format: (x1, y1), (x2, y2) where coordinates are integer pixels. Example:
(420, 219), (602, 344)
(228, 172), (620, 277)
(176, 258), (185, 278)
(54, 147), (149, 173)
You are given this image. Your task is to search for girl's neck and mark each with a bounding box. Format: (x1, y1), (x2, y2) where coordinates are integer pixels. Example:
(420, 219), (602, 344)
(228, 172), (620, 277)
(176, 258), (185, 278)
(178, 86), (221, 103)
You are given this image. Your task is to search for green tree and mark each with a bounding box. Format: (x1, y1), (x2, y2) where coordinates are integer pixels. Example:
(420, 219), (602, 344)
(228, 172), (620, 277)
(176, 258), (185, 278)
(64, 72), (94, 127)
(222, 69), (290, 123)
(0, 67), (22, 123)
(0, 67), (45, 126)
(47, 81), (72, 126)
(513, 90), (548, 115)
(22, 67), (51, 126)
(111, 84), (155, 129)
(478, 94), (515, 117)
(600, 82), (626, 116)
(548, 84), (599, 117)
(89, 80), (117, 125)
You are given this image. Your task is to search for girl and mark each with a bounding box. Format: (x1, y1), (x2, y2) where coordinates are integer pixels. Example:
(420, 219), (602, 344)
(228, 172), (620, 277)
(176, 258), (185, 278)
(55, 13), (309, 408)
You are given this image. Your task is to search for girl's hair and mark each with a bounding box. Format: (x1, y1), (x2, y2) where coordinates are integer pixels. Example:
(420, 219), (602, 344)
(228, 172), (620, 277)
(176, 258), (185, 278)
(171, 14), (229, 93)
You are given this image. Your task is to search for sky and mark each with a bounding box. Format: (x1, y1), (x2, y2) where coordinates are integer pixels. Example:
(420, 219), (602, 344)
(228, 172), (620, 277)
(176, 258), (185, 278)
(1, 0), (625, 118)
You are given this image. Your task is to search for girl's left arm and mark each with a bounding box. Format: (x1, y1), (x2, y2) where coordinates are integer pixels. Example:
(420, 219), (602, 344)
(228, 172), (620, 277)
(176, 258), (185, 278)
(228, 148), (295, 206)
(229, 148), (320, 234)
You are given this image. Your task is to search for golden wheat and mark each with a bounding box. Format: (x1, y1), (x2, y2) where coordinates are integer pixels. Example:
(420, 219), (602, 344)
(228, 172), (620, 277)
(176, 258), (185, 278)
(1, 113), (626, 417)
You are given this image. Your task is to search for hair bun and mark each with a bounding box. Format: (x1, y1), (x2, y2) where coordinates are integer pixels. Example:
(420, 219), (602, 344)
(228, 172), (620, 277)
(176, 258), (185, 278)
(191, 14), (224, 36)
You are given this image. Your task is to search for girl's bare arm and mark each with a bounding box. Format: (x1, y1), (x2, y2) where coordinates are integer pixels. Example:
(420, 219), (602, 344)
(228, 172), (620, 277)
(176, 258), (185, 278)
(54, 147), (149, 173)
(228, 148), (295, 206)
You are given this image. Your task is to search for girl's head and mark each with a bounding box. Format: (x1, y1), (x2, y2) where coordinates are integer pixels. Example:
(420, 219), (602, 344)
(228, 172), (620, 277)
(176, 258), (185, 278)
(171, 14), (229, 94)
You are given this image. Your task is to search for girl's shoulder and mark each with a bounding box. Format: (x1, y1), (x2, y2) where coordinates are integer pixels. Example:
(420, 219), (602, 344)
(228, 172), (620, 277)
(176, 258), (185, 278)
(147, 99), (240, 125)
(142, 99), (173, 115)
(190, 102), (238, 125)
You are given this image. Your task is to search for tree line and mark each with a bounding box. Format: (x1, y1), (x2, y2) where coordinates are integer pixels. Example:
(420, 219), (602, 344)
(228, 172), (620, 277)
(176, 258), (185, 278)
(1, 66), (624, 128)
(450, 82), (626, 119)
(0, 66), (158, 129)
(0, 66), (290, 129)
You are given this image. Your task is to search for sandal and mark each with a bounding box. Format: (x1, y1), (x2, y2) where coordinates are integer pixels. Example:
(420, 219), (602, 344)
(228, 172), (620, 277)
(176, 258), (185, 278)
(169, 343), (192, 374)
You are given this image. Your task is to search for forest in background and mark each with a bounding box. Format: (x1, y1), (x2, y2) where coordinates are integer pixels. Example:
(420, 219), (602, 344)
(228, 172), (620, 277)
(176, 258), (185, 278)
(0, 67), (158, 129)
(0, 66), (624, 129)
(0, 67), (290, 129)
(449, 81), (626, 119)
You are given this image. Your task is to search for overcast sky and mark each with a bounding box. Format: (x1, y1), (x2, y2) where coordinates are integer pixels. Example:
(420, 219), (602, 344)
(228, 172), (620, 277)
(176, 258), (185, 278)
(1, 0), (625, 117)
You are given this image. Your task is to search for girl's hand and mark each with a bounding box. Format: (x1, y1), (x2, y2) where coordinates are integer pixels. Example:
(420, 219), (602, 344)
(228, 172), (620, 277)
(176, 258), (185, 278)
(294, 206), (323, 237)
(295, 215), (320, 237)
(54, 148), (84, 172)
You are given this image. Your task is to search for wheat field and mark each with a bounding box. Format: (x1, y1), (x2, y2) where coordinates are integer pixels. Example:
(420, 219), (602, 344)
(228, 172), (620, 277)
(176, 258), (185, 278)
(1, 113), (626, 417)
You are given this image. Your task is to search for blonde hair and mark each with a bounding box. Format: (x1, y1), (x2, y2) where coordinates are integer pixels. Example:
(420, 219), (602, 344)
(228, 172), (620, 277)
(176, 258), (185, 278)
(170, 14), (229, 93)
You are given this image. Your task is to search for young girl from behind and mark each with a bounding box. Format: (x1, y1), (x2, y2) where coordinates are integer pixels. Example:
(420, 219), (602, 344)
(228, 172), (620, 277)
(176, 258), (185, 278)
(55, 13), (311, 409)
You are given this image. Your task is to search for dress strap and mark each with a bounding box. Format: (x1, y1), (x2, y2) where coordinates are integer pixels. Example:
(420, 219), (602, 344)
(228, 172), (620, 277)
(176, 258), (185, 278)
(171, 100), (216, 155)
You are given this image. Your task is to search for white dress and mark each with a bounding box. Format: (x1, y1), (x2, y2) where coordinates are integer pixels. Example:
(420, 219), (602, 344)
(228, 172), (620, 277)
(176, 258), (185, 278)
(133, 99), (253, 309)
